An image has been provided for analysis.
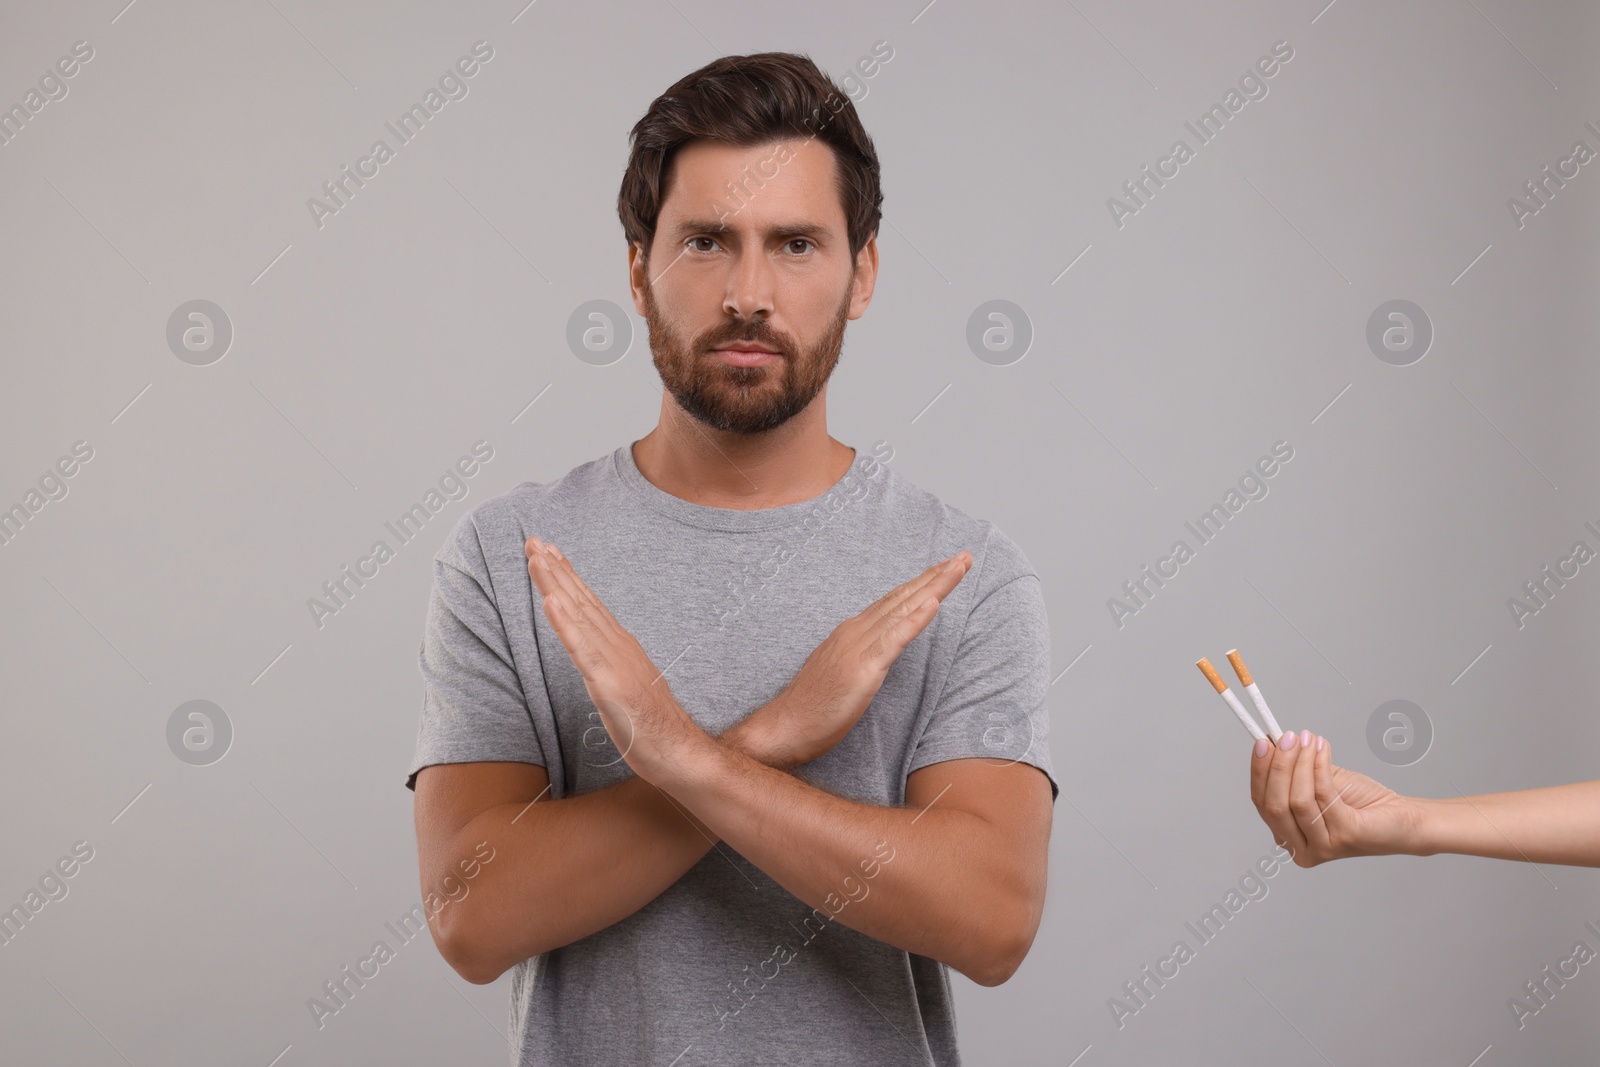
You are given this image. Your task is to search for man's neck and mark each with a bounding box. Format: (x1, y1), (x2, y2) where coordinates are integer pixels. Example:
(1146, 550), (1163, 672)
(631, 404), (856, 511)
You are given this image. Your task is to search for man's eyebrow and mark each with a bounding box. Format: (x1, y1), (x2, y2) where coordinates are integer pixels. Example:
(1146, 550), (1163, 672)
(666, 218), (832, 240)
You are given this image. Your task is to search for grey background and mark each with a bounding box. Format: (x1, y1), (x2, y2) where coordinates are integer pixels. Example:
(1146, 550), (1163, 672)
(2, 0), (1597, 1064)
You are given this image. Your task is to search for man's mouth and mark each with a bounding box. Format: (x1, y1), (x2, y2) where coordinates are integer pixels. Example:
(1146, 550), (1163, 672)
(709, 344), (781, 367)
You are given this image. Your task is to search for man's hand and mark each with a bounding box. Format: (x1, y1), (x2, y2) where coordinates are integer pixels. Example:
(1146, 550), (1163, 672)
(528, 535), (974, 777)
(525, 535), (701, 782)
(517, 534), (1044, 983)
(746, 549), (973, 768)
(1250, 729), (1422, 866)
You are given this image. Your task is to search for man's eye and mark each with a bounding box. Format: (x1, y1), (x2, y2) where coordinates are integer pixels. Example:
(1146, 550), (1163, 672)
(786, 239), (814, 255)
(688, 237), (717, 253)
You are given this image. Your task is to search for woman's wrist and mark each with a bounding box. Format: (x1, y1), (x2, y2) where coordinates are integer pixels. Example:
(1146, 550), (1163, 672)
(1399, 796), (1474, 857)
(1393, 796), (1435, 856)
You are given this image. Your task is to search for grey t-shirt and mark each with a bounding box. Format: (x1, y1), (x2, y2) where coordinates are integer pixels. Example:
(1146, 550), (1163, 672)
(406, 440), (1057, 1067)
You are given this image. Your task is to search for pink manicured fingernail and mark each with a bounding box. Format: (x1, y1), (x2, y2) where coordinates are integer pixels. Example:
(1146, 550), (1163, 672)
(1316, 735), (1324, 751)
(1299, 729), (1312, 748)
(1254, 738), (1270, 758)
(1278, 732), (1295, 751)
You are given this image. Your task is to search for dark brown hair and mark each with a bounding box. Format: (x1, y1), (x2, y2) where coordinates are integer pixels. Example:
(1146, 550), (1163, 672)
(617, 52), (883, 270)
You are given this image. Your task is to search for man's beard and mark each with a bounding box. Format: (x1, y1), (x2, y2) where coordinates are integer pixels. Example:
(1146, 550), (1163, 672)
(641, 274), (851, 436)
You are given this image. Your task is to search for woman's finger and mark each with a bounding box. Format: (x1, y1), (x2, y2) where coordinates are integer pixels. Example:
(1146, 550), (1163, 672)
(1249, 736), (1272, 810)
(1261, 728), (1309, 858)
(1310, 735), (1340, 843)
(1288, 730), (1329, 855)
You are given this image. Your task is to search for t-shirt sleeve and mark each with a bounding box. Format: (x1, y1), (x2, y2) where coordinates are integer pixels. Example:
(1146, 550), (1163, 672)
(906, 533), (1058, 803)
(404, 513), (545, 792)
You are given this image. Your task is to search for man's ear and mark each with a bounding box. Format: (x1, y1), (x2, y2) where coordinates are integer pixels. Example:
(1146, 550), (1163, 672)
(628, 241), (651, 315)
(848, 233), (879, 320)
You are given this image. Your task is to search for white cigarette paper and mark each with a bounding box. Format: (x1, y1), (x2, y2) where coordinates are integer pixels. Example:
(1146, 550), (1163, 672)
(1195, 657), (1269, 743)
(1224, 649), (1284, 743)
(1242, 682), (1284, 743)
(1219, 687), (1269, 743)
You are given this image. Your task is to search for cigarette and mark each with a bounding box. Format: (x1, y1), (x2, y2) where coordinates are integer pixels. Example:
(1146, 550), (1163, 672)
(1225, 649), (1284, 743)
(1195, 657), (1268, 743)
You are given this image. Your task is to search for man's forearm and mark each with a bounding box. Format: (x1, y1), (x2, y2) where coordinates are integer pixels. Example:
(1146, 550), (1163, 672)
(654, 731), (1031, 986)
(1408, 781), (1600, 867)
(442, 717), (792, 982)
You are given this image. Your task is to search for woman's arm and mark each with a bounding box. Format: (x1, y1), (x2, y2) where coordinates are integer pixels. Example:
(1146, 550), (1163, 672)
(1248, 728), (1600, 869)
(1408, 782), (1600, 867)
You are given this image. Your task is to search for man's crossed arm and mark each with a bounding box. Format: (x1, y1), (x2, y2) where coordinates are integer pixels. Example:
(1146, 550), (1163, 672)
(412, 537), (1054, 988)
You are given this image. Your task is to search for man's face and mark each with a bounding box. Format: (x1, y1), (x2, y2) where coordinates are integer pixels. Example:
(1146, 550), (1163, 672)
(630, 137), (877, 436)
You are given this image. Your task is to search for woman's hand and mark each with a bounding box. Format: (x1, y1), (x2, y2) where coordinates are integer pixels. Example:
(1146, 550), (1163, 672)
(1250, 729), (1422, 866)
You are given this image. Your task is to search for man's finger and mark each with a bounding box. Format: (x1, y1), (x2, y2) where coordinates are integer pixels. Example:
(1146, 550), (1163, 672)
(527, 538), (593, 615)
(527, 550), (617, 659)
(875, 552), (971, 611)
(526, 539), (560, 597)
(528, 548), (584, 618)
(545, 545), (620, 623)
(531, 541), (620, 631)
(904, 551), (969, 592)
(539, 591), (601, 671)
(863, 589), (945, 663)
(871, 565), (967, 655)
(862, 553), (970, 638)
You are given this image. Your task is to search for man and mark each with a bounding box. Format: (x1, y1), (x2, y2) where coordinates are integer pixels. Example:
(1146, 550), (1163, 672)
(406, 51), (1057, 1066)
